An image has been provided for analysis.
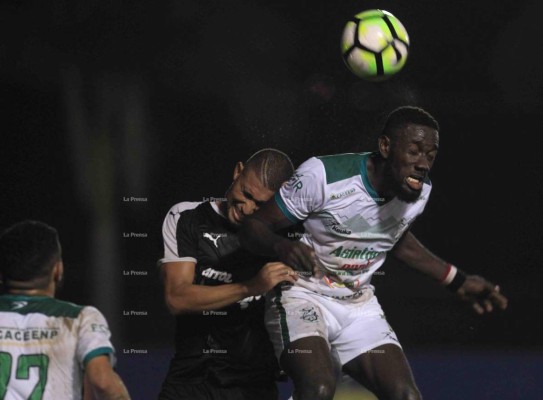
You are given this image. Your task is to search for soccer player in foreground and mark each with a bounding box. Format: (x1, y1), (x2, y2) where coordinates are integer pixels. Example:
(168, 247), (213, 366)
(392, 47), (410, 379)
(240, 107), (509, 400)
(158, 149), (297, 400)
(0, 220), (130, 400)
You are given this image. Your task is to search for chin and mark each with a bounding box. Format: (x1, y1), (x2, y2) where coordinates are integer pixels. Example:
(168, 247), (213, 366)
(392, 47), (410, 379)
(396, 188), (421, 203)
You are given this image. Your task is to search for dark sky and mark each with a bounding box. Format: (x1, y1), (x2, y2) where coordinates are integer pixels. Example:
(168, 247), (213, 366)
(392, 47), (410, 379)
(1, 0), (542, 350)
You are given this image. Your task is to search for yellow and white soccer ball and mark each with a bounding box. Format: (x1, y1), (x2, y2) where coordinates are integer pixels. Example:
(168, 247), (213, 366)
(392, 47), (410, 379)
(341, 9), (409, 81)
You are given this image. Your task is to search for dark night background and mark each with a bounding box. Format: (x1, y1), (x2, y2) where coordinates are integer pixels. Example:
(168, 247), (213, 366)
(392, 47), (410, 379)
(1, 0), (542, 398)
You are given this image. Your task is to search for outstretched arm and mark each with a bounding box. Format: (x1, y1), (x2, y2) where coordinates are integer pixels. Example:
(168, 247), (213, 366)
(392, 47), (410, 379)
(392, 231), (508, 314)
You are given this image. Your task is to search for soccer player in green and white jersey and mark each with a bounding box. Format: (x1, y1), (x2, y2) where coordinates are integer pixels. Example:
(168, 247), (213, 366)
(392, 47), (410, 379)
(240, 106), (508, 400)
(0, 220), (130, 400)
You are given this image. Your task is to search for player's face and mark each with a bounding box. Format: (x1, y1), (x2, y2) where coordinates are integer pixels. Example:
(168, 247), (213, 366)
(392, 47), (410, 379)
(385, 123), (439, 203)
(225, 164), (274, 226)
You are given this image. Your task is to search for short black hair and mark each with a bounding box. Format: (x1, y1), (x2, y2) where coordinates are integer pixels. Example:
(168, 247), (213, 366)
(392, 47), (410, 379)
(0, 220), (61, 288)
(245, 148), (294, 192)
(382, 106), (439, 140)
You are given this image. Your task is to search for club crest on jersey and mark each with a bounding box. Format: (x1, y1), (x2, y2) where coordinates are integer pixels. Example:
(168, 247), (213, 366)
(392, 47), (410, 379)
(299, 307), (319, 323)
(203, 232), (225, 248)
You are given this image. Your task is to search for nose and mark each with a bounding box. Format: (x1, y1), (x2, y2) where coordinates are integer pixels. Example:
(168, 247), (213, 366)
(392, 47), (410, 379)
(415, 155), (430, 172)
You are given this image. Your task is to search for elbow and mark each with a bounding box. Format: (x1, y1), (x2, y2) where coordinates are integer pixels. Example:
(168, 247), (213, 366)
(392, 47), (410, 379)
(165, 292), (192, 315)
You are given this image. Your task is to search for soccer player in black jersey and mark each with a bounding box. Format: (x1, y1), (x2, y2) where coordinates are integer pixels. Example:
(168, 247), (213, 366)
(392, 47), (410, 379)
(157, 149), (297, 400)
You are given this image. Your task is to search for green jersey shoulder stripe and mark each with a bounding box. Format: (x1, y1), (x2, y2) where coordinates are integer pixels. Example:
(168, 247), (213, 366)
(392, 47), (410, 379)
(0, 295), (83, 318)
(318, 152), (370, 184)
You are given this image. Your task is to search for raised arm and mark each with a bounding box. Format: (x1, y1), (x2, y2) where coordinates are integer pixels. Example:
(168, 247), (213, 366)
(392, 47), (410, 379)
(392, 231), (508, 314)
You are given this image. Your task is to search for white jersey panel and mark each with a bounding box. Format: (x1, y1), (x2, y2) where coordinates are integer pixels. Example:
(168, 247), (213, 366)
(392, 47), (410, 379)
(158, 201), (201, 265)
(0, 296), (114, 400)
(276, 153), (431, 299)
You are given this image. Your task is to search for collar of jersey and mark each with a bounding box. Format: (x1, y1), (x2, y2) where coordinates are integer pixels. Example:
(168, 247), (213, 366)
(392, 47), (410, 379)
(210, 200), (226, 218)
(360, 152), (386, 206)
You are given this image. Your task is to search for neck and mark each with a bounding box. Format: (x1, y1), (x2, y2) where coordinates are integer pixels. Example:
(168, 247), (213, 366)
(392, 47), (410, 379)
(367, 154), (395, 201)
(4, 282), (55, 298)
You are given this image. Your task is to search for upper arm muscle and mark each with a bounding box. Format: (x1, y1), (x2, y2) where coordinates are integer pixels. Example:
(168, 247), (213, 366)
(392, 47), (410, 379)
(161, 261), (197, 312)
(253, 196), (294, 230)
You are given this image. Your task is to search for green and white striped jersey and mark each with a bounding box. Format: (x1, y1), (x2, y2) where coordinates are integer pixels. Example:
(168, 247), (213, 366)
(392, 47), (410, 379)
(276, 152), (432, 300)
(0, 294), (115, 399)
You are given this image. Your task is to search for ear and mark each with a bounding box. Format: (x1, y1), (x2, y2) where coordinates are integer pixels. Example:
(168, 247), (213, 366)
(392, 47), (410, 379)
(378, 135), (392, 159)
(53, 260), (64, 284)
(233, 161), (244, 180)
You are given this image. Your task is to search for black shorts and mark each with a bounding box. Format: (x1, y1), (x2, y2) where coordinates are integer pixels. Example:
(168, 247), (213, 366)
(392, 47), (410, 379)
(157, 380), (278, 400)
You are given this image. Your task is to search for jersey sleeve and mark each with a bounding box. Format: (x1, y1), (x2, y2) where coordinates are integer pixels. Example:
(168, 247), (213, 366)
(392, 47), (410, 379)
(158, 202), (200, 266)
(275, 157), (327, 222)
(77, 306), (115, 368)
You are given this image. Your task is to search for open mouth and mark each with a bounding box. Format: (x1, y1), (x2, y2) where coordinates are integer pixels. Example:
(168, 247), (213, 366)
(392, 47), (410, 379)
(405, 175), (424, 191)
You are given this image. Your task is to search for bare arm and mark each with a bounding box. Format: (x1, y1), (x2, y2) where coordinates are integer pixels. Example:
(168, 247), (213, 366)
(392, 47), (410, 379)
(240, 199), (318, 273)
(240, 198), (294, 256)
(392, 231), (508, 314)
(84, 355), (130, 400)
(161, 260), (297, 315)
(391, 231), (450, 279)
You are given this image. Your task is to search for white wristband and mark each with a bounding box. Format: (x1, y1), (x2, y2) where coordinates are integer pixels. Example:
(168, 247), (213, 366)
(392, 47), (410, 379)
(440, 264), (457, 286)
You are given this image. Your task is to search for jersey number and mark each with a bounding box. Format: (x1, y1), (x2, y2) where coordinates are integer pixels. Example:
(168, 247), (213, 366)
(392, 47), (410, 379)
(0, 352), (49, 400)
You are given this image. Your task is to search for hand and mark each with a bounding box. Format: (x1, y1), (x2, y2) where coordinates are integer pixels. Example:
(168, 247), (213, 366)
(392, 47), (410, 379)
(456, 275), (508, 314)
(244, 262), (298, 296)
(273, 239), (320, 277)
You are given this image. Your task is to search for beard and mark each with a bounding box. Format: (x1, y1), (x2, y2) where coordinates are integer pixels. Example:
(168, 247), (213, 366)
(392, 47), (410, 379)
(382, 160), (421, 203)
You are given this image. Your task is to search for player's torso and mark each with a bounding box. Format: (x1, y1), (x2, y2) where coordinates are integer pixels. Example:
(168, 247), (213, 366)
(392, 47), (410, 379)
(297, 153), (431, 298)
(187, 202), (270, 306)
(171, 202), (278, 384)
(0, 295), (83, 400)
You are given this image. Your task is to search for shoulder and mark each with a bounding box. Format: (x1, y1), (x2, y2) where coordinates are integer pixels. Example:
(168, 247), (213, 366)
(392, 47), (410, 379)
(167, 201), (201, 217)
(316, 152), (369, 185)
(0, 296), (84, 319)
(164, 201), (203, 230)
(78, 305), (110, 325)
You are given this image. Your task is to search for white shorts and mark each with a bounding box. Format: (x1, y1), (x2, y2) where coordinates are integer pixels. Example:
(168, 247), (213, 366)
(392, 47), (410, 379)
(265, 284), (401, 367)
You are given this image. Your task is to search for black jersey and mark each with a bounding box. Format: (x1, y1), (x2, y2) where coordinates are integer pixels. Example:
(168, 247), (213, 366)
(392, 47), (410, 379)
(160, 201), (279, 387)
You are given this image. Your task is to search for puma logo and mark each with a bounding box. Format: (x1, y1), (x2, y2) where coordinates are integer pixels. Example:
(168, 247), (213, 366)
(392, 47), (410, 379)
(203, 233), (225, 248)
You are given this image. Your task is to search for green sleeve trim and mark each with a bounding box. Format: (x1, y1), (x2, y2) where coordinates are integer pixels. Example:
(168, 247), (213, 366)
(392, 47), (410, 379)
(274, 193), (300, 223)
(83, 347), (113, 366)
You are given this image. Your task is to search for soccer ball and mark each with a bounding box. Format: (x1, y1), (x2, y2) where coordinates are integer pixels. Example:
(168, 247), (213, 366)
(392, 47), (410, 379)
(341, 9), (409, 81)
